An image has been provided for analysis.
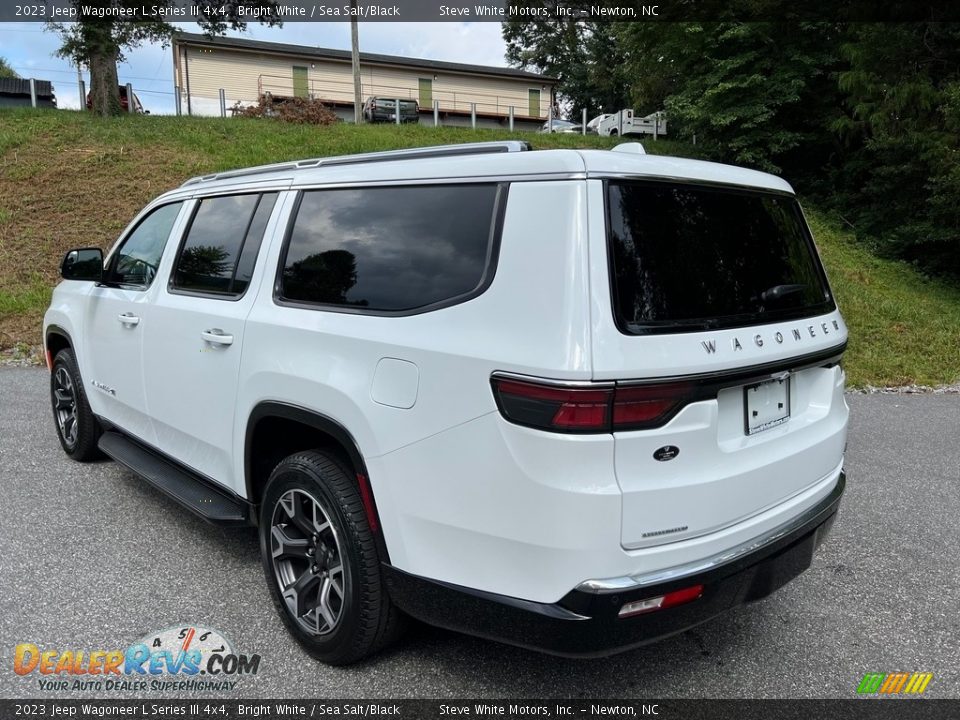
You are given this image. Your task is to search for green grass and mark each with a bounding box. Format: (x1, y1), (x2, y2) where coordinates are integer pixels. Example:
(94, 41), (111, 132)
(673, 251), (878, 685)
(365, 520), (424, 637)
(809, 212), (960, 387)
(1, 108), (958, 386)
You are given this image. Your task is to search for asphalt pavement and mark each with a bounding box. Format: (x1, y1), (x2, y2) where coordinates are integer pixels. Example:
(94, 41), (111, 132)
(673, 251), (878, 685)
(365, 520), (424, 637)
(0, 367), (957, 699)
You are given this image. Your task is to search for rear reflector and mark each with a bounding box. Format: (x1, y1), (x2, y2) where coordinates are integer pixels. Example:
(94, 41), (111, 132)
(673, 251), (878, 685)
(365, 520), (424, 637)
(618, 584), (704, 618)
(491, 376), (695, 433)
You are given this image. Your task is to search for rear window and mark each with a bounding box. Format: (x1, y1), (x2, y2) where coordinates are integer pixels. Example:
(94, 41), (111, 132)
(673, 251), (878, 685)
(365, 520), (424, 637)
(279, 184), (501, 313)
(606, 181), (834, 334)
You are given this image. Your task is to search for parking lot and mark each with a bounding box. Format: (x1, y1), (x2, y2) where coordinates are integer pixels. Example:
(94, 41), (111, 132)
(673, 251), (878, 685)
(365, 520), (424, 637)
(1, 366), (957, 699)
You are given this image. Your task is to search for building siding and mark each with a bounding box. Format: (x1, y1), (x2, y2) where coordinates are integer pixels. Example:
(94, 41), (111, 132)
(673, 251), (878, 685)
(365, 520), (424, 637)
(177, 44), (553, 120)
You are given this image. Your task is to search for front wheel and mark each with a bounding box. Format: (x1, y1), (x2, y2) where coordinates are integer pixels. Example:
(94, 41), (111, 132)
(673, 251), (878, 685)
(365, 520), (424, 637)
(50, 348), (102, 461)
(259, 451), (403, 664)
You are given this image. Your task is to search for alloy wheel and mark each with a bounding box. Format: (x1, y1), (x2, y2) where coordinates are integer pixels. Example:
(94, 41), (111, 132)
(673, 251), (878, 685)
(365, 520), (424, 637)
(270, 489), (346, 636)
(53, 366), (79, 449)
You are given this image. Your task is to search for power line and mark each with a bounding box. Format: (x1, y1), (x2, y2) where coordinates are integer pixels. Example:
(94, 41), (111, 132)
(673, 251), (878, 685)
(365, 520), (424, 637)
(11, 64), (172, 84)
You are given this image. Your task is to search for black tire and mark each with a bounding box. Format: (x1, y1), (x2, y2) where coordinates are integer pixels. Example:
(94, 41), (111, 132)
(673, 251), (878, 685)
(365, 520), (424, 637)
(50, 348), (103, 461)
(259, 450), (404, 665)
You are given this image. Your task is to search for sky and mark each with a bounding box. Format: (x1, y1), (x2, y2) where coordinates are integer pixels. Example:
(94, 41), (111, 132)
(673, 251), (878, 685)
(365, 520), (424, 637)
(0, 21), (509, 114)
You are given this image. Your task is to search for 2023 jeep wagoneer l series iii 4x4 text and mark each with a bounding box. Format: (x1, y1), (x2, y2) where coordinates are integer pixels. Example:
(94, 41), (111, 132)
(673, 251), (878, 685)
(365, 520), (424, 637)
(44, 141), (848, 664)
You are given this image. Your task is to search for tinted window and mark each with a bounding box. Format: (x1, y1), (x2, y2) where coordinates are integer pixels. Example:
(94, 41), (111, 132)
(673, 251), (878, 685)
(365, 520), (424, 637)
(281, 185), (499, 312)
(107, 202), (183, 288)
(172, 193), (277, 296)
(607, 182), (834, 334)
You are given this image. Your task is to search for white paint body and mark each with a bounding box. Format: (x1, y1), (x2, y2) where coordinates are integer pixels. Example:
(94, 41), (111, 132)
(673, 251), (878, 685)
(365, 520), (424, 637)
(44, 147), (848, 604)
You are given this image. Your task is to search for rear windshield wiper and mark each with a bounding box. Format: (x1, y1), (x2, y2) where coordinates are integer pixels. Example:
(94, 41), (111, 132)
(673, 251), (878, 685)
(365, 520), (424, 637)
(760, 284), (807, 303)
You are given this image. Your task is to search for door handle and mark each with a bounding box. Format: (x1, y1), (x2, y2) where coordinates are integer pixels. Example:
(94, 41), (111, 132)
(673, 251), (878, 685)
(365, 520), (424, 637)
(201, 329), (234, 346)
(118, 313), (140, 327)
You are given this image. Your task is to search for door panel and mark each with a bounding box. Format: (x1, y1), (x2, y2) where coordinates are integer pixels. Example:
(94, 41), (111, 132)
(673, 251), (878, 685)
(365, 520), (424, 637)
(292, 66), (308, 99)
(142, 192), (286, 492)
(82, 201), (188, 444)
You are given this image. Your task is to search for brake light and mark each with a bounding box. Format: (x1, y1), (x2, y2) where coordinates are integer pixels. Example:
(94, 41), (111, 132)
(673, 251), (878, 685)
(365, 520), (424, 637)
(491, 377), (695, 433)
(612, 382), (693, 429)
(492, 379), (612, 431)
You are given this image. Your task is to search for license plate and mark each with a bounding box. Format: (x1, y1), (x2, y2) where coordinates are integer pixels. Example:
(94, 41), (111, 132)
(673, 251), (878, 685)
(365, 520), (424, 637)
(744, 376), (791, 435)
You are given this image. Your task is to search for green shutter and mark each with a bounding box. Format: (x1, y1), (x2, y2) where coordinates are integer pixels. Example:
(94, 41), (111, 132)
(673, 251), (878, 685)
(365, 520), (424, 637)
(292, 66), (309, 99)
(418, 78), (432, 108)
(528, 89), (540, 118)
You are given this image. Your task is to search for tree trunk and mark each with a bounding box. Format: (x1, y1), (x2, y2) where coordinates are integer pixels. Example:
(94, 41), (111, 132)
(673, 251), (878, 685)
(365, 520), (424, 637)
(88, 46), (121, 116)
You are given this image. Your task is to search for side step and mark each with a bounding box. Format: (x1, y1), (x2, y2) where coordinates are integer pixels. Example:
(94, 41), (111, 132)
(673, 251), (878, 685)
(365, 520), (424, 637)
(98, 431), (250, 526)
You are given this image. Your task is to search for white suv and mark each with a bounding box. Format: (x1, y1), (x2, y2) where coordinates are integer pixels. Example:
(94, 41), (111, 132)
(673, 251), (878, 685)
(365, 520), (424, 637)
(44, 141), (848, 664)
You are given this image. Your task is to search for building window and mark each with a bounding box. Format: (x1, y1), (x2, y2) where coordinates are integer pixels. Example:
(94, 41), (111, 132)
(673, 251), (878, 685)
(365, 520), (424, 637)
(528, 89), (541, 118)
(418, 78), (433, 108)
(292, 66), (309, 99)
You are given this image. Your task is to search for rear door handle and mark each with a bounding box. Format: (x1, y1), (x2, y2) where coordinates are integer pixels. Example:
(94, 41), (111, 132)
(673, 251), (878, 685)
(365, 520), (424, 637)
(201, 329), (234, 346)
(118, 313), (140, 327)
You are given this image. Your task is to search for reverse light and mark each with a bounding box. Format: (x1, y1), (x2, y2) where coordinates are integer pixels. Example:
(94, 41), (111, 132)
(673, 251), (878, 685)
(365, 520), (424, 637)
(491, 376), (695, 433)
(618, 584), (704, 618)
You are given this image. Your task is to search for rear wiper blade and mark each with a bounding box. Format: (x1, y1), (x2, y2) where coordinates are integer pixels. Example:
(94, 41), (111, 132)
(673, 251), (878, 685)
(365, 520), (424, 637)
(760, 284), (807, 303)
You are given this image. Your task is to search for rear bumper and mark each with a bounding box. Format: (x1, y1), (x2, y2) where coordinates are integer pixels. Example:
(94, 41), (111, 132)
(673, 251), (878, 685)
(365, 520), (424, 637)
(383, 472), (844, 657)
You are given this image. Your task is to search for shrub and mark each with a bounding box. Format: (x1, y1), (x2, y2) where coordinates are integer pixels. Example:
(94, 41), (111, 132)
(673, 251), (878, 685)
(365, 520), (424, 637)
(231, 95), (338, 125)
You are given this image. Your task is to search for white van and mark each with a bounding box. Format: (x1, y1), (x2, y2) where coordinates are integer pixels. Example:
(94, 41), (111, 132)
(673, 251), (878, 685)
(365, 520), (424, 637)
(45, 141), (847, 664)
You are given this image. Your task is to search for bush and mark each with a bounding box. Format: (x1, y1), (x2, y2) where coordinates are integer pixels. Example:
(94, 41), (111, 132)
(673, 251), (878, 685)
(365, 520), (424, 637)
(231, 95), (338, 125)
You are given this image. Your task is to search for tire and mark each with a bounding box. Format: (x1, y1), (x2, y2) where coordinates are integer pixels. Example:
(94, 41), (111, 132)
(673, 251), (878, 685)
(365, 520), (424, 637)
(50, 348), (103, 461)
(259, 450), (404, 665)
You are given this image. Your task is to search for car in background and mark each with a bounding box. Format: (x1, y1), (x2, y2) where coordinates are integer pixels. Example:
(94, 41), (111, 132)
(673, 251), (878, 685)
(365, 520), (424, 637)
(363, 96), (419, 124)
(586, 114), (612, 133)
(538, 118), (581, 134)
(85, 86), (147, 114)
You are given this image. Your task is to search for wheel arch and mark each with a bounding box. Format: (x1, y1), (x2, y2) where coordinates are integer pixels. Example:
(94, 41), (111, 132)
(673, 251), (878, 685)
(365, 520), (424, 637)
(244, 402), (387, 558)
(45, 324), (74, 361)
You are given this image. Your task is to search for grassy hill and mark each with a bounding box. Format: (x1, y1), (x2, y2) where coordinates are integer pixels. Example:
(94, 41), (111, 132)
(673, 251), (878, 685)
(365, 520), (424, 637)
(2, 108), (958, 387)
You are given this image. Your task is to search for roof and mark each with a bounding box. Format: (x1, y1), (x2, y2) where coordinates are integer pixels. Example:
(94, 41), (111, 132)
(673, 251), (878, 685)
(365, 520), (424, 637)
(0, 78), (54, 97)
(173, 32), (557, 83)
(164, 142), (792, 200)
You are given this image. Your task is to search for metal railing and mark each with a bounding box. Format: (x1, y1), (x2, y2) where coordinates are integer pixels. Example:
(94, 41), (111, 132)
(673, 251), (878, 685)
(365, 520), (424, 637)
(256, 73), (549, 120)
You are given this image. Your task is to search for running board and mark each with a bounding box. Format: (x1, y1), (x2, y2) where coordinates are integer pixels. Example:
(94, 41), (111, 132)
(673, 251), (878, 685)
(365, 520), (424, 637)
(98, 431), (250, 526)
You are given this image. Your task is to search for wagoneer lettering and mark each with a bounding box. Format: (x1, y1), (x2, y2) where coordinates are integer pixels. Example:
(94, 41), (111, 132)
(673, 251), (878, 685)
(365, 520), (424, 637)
(44, 140), (847, 663)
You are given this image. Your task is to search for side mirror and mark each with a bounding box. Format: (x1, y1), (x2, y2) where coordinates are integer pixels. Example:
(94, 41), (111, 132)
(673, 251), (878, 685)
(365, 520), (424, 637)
(61, 248), (104, 282)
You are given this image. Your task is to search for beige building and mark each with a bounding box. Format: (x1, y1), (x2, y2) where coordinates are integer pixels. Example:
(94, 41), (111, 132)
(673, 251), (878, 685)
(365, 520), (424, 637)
(172, 33), (558, 129)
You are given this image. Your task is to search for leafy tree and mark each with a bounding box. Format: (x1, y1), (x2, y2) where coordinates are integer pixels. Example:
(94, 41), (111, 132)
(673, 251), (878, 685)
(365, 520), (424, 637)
(503, 4), (629, 120)
(0, 57), (18, 78)
(833, 23), (960, 274)
(617, 22), (844, 172)
(48, 1), (280, 116)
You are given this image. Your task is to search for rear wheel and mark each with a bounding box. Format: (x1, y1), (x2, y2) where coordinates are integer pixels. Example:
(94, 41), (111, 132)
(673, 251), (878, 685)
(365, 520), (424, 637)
(259, 450), (403, 664)
(50, 348), (102, 461)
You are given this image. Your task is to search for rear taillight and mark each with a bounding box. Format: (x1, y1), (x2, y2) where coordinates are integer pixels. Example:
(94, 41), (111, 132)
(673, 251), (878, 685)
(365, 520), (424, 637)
(491, 376), (695, 434)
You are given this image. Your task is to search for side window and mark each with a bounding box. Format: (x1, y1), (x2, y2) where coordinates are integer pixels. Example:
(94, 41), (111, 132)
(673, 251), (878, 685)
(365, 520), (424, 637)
(172, 193), (278, 297)
(279, 184), (500, 312)
(106, 202), (184, 288)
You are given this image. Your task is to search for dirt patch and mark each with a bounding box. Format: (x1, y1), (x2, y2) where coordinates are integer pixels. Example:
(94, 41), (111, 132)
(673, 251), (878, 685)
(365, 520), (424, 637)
(0, 132), (209, 349)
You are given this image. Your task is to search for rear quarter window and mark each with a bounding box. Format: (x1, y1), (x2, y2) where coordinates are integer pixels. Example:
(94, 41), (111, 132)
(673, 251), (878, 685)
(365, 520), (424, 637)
(606, 181), (835, 334)
(278, 184), (503, 314)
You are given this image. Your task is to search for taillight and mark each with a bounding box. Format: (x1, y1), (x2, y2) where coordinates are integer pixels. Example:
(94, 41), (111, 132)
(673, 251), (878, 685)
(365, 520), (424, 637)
(491, 376), (695, 433)
(492, 379), (612, 432)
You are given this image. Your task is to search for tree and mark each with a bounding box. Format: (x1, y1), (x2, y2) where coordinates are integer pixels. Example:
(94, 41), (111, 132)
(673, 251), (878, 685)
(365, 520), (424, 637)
(832, 22), (960, 274)
(49, 1), (280, 116)
(503, 4), (629, 120)
(0, 57), (18, 78)
(617, 22), (844, 172)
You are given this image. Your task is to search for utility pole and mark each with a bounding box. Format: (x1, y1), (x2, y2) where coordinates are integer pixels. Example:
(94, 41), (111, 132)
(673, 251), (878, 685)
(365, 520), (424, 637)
(350, 3), (362, 124)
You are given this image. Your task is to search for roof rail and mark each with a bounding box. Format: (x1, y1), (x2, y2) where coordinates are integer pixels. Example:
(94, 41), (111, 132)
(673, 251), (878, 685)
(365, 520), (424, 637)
(181, 140), (532, 187)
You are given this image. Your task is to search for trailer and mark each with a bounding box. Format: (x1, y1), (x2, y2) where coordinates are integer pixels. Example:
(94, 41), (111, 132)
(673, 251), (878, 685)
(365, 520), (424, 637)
(598, 110), (667, 138)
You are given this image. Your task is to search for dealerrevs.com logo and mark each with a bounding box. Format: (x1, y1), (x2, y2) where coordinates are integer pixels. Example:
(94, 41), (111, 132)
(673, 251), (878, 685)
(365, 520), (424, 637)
(857, 672), (934, 696)
(13, 625), (260, 692)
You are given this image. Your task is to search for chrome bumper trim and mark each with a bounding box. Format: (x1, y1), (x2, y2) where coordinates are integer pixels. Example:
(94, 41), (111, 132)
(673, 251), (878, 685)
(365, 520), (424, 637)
(575, 472), (845, 594)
